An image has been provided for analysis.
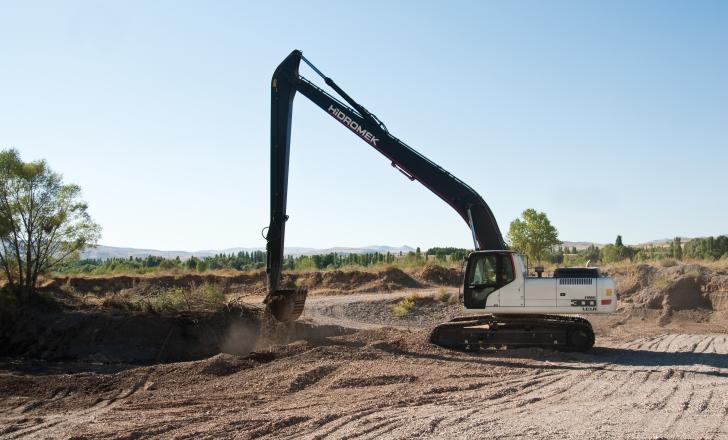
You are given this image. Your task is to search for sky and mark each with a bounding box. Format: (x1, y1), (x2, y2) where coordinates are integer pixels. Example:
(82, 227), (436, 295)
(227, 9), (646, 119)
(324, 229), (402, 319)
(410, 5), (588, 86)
(1, 1), (726, 251)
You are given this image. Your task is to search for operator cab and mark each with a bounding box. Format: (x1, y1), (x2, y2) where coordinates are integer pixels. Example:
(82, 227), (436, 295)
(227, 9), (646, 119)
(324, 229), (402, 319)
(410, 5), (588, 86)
(464, 251), (524, 308)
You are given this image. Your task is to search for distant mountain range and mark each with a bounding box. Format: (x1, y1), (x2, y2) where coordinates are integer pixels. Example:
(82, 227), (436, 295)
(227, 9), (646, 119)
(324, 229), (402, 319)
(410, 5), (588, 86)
(81, 245), (416, 260)
(560, 241), (602, 250)
(563, 235), (727, 250)
(82, 235), (725, 260)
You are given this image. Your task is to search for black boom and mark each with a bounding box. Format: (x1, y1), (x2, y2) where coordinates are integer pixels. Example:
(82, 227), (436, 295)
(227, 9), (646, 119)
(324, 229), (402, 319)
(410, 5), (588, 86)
(265, 50), (505, 318)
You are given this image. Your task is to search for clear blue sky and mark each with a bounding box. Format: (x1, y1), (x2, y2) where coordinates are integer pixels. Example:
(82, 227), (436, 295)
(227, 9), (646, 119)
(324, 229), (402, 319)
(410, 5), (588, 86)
(1, 1), (726, 251)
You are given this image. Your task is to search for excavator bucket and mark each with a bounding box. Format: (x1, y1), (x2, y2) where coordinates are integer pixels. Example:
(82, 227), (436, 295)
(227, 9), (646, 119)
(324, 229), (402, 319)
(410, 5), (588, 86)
(264, 288), (308, 322)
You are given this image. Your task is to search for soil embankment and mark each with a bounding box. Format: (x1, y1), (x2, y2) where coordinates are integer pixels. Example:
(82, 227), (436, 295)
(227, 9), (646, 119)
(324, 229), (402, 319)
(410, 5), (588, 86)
(610, 262), (728, 324)
(41, 265), (445, 299)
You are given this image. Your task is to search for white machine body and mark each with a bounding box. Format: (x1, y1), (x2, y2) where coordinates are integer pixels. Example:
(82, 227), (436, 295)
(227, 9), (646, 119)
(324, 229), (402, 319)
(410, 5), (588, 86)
(462, 251), (617, 315)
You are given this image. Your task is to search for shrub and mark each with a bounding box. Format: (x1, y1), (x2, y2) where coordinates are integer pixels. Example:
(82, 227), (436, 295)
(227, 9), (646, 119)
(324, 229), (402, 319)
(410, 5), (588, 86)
(653, 275), (671, 289)
(149, 287), (188, 312)
(102, 292), (143, 311)
(658, 258), (679, 268)
(436, 288), (451, 302)
(102, 282), (226, 313)
(448, 292), (460, 305)
(389, 292), (420, 317)
(196, 282), (225, 309)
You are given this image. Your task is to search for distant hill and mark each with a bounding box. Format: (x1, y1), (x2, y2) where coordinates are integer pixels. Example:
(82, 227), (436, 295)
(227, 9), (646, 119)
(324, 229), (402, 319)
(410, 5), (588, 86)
(81, 244), (416, 260)
(633, 235), (727, 247)
(82, 235), (727, 260)
(560, 241), (603, 250)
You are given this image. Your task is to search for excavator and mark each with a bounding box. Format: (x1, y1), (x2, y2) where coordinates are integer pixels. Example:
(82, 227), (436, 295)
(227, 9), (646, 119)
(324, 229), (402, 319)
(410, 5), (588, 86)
(263, 50), (617, 352)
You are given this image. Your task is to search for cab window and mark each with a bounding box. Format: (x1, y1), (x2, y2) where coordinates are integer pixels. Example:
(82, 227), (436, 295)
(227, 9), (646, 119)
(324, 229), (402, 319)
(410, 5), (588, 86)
(465, 252), (515, 308)
(467, 253), (514, 287)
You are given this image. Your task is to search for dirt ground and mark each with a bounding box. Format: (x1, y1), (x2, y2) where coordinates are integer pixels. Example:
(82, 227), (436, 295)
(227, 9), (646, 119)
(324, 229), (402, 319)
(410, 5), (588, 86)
(1, 263), (728, 439)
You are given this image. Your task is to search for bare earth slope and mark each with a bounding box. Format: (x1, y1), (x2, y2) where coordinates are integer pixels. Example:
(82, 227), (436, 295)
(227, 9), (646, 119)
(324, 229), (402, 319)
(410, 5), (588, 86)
(1, 262), (728, 439)
(1, 329), (727, 439)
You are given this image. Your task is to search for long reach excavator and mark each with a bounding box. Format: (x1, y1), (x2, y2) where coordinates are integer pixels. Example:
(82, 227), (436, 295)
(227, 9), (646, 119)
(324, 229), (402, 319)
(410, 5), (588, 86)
(264, 50), (617, 352)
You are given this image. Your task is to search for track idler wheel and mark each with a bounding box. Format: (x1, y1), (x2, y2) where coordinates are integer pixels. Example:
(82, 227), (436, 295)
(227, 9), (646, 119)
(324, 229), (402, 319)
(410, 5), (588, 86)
(566, 326), (595, 352)
(265, 287), (308, 322)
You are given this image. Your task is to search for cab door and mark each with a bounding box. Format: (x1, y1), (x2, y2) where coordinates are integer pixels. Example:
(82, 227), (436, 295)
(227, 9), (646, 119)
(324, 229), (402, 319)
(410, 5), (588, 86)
(498, 254), (523, 307)
(463, 252), (522, 309)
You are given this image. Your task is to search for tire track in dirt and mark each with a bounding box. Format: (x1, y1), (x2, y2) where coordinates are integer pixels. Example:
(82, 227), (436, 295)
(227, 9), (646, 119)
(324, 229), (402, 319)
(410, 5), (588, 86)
(3, 283), (728, 440)
(448, 334), (728, 439)
(2, 386), (142, 439)
(434, 368), (590, 436)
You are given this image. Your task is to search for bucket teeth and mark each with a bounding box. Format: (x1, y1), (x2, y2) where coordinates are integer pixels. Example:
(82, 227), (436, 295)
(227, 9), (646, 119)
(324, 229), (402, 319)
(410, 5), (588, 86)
(265, 287), (308, 322)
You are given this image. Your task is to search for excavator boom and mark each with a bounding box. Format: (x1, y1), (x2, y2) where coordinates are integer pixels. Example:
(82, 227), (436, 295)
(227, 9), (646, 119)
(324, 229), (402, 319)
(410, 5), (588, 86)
(265, 50), (505, 320)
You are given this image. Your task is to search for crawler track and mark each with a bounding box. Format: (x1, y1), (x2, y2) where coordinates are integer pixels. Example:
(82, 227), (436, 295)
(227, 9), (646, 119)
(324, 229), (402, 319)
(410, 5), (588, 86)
(429, 314), (595, 352)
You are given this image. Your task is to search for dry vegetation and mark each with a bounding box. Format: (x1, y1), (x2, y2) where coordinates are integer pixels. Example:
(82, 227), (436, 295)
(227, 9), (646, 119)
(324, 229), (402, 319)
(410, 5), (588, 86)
(99, 282), (226, 313)
(388, 292), (422, 317)
(17, 264), (461, 313)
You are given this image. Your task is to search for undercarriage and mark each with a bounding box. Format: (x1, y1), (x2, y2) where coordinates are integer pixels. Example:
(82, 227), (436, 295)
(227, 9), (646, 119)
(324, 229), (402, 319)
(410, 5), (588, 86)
(429, 314), (595, 352)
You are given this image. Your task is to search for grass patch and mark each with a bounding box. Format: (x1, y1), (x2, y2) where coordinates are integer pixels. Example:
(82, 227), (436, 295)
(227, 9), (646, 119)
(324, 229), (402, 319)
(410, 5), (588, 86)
(436, 288), (451, 302)
(448, 292), (460, 305)
(389, 292), (421, 317)
(653, 275), (672, 289)
(102, 282), (226, 313)
(658, 258), (679, 268)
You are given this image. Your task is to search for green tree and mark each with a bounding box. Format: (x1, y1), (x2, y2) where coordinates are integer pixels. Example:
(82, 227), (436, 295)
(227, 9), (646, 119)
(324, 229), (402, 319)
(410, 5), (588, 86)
(580, 244), (601, 263)
(672, 237), (683, 260)
(507, 209), (561, 263)
(0, 149), (101, 301)
(614, 235), (636, 261)
(600, 244), (619, 263)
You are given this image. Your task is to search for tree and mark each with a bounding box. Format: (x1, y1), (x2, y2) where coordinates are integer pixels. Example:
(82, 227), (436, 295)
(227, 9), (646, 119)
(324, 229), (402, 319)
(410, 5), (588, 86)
(581, 244), (600, 263)
(600, 244), (620, 263)
(613, 235), (636, 261)
(0, 149), (101, 301)
(549, 246), (564, 264)
(507, 209), (561, 263)
(672, 237), (683, 260)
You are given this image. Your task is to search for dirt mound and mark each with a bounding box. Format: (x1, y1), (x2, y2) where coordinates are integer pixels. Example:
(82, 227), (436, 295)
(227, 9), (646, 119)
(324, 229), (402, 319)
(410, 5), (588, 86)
(44, 271), (268, 297)
(288, 365), (339, 392)
(286, 270), (379, 292)
(414, 264), (461, 286)
(45, 266), (428, 299)
(365, 267), (422, 291)
(198, 352), (275, 376)
(612, 263), (728, 324)
(611, 264), (658, 297)
(283, 267), (421, 294)
(661, 275), (712, 311)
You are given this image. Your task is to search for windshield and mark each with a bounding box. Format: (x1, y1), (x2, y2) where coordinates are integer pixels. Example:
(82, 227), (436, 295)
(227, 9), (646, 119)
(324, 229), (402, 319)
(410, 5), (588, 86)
(468, 253), (514, 286)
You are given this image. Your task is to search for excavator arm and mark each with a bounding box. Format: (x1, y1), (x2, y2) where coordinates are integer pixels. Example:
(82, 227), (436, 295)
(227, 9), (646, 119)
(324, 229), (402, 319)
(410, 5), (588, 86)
(265, 50), (505, 321)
